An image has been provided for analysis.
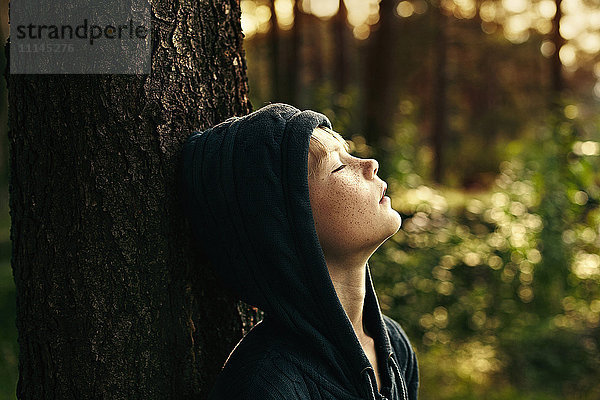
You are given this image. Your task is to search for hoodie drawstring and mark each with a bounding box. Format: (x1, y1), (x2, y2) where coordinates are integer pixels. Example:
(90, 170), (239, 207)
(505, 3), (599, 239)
(387, 354), (408, 400)
(360, 367), (377, 400)
(361, 356), (409, 400)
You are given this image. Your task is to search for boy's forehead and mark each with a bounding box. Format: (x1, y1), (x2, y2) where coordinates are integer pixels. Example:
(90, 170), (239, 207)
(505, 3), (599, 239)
(320, 135), (346, 154)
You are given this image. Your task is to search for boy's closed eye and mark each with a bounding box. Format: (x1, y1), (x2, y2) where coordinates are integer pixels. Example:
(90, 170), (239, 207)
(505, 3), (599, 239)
(332, 164), (346, 173)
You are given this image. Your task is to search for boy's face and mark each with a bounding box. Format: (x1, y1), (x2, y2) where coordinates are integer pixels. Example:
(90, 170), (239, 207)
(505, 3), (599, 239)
(307, 134), (402, 260)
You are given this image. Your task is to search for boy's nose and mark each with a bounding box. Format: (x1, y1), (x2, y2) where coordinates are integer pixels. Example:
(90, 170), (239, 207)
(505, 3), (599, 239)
(364, 159), (379, 179)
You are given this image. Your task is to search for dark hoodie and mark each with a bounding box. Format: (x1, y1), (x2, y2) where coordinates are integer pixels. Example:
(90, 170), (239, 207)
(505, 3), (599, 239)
(179, 103), (419, 400)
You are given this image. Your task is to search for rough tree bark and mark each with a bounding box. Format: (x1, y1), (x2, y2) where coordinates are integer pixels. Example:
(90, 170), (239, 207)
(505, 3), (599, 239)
(6, 0), (256, 398)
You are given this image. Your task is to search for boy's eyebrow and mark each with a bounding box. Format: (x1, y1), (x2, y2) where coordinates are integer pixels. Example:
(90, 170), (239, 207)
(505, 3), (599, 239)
(327, 143), (346, 154)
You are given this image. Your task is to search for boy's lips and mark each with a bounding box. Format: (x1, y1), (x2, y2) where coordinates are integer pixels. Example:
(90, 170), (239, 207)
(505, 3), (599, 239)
(379, 183), (388, 203)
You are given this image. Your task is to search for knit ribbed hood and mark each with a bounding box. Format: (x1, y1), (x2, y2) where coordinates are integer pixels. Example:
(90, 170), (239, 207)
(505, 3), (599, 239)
(179, 103), (408, 399)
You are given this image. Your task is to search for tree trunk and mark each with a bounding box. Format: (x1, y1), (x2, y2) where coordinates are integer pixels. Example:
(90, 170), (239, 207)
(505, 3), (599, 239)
(270, 0), (281, 101)
(333, 0), (348, 94)
(550, 0), (563, 94)
(550, 0), (564, 105)
(6, 0), (255, 398)
(307, 14), (324, 89)
(431, 4), (448, 185)
(285, 0), (302, 105)
(363, 0), (400, 146)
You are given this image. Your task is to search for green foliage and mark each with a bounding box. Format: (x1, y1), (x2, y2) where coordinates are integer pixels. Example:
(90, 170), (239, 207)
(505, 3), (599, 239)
(370, 112), (600, 399)
(0, 192), (17, 399)
(0, 258), (17, 400)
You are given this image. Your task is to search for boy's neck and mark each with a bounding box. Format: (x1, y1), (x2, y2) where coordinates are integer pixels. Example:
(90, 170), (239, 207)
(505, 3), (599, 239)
(325, 253), (371, 341)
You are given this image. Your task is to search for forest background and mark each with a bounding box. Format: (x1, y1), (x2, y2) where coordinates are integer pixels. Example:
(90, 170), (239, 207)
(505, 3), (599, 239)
(1, 0), (599, 398)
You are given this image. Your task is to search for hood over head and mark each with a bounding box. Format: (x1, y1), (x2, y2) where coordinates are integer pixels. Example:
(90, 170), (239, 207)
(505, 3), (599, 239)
(179, 103), (403, 399)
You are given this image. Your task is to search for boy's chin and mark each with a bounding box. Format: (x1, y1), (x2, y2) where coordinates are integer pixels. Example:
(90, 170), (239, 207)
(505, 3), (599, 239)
(389, 210), (403, 231)
(378, 214), (402, 244)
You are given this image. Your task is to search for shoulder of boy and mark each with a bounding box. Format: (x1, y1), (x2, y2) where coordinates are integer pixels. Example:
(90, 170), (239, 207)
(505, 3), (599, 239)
(208, 347), (304, 400)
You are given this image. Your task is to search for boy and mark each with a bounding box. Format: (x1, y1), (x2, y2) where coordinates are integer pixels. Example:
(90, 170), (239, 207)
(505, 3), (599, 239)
(180, 103), (419, 400)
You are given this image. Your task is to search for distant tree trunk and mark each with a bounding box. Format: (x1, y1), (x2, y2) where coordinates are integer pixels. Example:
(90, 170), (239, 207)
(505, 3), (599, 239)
(333, 0), (348, 94)
(550, 0), (564, 102)
(7, 0), (256, 398)
(363, 0), (400, 146)
(286, 0), (302, 104)
(307, 14), (324, 89)
(270, 0), (282, 101)
(431, 5), (448, 184)
(534, 0), (570, 316)
(0, 58), (6, 186)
